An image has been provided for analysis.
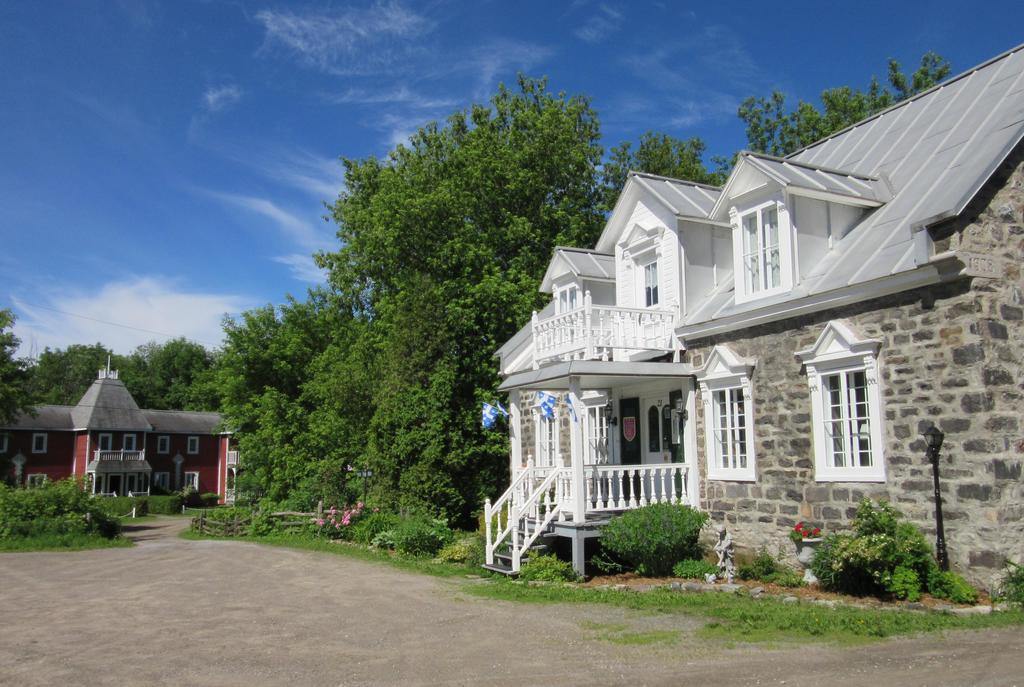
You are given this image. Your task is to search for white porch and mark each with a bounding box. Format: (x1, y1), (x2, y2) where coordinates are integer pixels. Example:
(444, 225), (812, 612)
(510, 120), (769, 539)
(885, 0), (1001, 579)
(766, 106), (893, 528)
(86, 450), (153, 496)
(485, 360), (699, 576)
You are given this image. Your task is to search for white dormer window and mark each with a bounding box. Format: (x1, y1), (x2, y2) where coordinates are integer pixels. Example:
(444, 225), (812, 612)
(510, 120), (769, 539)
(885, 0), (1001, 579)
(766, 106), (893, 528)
(796, 320), (885, 483)
(556, 285), (579, 314)
(731, 198), (793, 304)
(697, 346), (757, 482)
(643, 261), (659, 306)
(742, 205), (780, 293)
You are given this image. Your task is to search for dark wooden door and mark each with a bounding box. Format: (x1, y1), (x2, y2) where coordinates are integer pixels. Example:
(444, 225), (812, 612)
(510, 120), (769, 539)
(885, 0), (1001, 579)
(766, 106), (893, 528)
(619, 397), (640, 465)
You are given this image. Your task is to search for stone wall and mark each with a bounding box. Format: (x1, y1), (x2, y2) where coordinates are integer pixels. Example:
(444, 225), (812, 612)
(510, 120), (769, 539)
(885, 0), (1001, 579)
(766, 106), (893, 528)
(682, 149), (1024, 590)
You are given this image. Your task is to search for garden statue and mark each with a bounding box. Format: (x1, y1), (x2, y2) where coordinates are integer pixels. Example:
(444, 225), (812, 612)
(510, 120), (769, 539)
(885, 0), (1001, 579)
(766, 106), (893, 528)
(714, 525), (735, 584)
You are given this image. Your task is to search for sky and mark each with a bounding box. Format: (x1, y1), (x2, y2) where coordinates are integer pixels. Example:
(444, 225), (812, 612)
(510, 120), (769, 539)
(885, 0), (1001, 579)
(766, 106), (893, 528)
(2, 0), (1022, 357)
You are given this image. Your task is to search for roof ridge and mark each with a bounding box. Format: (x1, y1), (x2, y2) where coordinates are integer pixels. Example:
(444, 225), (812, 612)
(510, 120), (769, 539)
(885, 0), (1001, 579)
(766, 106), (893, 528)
(740, 150), (880, 181)
(555, 246), (613, 256)
(787, 41), (1024, 159)
(626, 169), (723, 192)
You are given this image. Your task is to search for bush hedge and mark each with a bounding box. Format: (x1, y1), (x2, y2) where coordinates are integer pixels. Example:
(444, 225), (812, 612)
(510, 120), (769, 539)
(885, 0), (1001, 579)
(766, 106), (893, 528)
(1002, 561), (1024, 608)
(519, 554), (578, 582)
(351, 512), (401, 545)
(391, 516), (453, 557)
(0, 479), (120, 540)
(672, 559), (718, 579)
(601, 503), (708, 576)
(145, 495), (184, 514)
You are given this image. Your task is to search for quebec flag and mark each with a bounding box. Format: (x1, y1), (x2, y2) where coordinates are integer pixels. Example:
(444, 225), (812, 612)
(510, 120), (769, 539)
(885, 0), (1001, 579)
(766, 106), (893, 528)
(481, 401), (509, 429)
(535, 391), (557, 419)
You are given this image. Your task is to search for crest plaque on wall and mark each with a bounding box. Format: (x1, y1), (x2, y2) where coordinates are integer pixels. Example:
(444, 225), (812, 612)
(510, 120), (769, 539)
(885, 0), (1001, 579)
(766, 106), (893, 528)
(623, 416), (637, 442)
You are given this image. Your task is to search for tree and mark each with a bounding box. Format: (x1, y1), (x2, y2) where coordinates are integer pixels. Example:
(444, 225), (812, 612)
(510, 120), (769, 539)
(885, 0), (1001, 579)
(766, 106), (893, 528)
(600, 132), (728, 211)
(119, 338), (218, 411)
(319, 75), (606, 522)
(0, 310), (32, 425)
(25, 343), (124, 405)
(739, 52), (951, 157)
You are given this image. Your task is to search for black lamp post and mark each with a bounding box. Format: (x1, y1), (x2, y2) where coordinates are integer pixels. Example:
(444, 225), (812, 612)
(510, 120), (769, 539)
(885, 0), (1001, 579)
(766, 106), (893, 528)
(356, 468), (373, 504)
(923, 425), (949, 571)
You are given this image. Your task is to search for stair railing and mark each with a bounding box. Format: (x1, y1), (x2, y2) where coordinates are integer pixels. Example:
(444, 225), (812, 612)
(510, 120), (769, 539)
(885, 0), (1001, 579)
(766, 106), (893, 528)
(511, 467), (569, 572)
(484, 465), (534, 565)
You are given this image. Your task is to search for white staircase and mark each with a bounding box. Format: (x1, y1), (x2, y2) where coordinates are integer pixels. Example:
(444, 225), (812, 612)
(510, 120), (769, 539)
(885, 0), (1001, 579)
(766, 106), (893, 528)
(483, 466), (571, 575)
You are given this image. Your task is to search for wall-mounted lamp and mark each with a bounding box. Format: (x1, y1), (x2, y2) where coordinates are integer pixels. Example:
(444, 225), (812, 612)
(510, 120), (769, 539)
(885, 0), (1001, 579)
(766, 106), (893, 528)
(604, 399), (618, 426)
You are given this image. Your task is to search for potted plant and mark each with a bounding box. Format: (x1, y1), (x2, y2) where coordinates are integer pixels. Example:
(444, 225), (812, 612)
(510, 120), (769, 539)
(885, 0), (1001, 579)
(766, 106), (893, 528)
(790, 522), (823, 583)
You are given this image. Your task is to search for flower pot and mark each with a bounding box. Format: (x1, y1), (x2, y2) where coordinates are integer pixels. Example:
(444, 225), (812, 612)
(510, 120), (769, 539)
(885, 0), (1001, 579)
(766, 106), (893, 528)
(794, 537), (822, 584)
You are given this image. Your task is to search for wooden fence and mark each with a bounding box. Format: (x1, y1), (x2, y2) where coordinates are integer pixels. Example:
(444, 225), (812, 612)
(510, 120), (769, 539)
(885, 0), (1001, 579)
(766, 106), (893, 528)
(190, 501), (325, 537)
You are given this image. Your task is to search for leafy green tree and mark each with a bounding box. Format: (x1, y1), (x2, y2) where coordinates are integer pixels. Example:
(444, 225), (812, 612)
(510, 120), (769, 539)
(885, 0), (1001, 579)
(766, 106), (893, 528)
(600, 132), (727, 211)
(321, 75), (605, 522)
(119, 338), (218, 411)
(739, 52), (951, 157)
(0, 310), (32, 424)
(25, 343), (124, 405)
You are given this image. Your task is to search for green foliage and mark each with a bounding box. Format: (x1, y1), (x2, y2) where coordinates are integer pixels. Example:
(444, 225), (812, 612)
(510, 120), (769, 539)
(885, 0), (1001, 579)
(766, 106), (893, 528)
(199, 493), (220, 507)
(92, 496), (148, 518)
(672, 559), (718, 579)
(436, 535), (485, 566)
(249, 509), (280, 537)
(601, 504), (708, 576)
(0, 311), (32, 469)
(888, 566), (922, 601)
(0, 479), (121, 541)
(519, 554), (578, 582)
(812, 499), (936, 599)
(927, 569), (979, 605)
(739, 52), (951, 156)
(1001, 561), (1024, 608)
(351, 511), (401, 545)
(145, 495), (183, 514)
(370, 529), (396, 549)
(600, 132), (727, 211)
(391, 516), (453, 557)
(25, 342), (121, 405)
(736, 550), (805, 587)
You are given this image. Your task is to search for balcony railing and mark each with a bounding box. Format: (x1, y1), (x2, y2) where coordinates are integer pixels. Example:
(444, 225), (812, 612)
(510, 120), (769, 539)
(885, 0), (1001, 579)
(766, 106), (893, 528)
(532, 291), (674, 364)
(93, 450), (146, 462)
(226, 451), (240, 466)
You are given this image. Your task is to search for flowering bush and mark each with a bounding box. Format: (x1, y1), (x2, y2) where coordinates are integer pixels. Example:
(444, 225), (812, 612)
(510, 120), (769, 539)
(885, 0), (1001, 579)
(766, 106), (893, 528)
(1001, 560), (1024, 608)
(315, 502), (365, 540)
(789, 521), (822, 543)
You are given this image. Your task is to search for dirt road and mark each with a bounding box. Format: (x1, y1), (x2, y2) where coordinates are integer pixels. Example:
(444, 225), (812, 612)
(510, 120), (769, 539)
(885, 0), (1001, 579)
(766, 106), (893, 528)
(0, 518), (1019, 687)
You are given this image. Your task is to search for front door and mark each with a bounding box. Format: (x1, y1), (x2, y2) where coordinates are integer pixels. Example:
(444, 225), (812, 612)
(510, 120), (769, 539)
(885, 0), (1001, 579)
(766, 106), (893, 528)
(641, 396), (671, 464)
(619, 397), (640, 465)
(107, 474), (122, 496)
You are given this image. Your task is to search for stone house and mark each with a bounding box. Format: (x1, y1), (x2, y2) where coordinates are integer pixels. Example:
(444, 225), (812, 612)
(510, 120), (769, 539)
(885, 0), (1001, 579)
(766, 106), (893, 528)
(485, 44), (1024, 589)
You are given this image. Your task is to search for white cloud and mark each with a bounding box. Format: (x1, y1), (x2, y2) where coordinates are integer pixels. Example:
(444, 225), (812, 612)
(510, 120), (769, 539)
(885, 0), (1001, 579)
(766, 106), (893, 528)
(328, 85), (455, 110)
(203, 84), (243, 112)
(574, 5), (623, 44)
(272, 254), (327, 284)
(461, 39), (554, 92)
(11, 278), (252, 357)
(255, 1), (435, 75)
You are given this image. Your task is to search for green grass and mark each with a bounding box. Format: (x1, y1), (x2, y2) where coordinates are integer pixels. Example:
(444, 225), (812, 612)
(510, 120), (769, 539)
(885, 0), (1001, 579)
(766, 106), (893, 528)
(180, 530), (488, 579)
(467, 581), (1024, 645)
(579, 621), (679, 645)
(0, 533), (133, 552)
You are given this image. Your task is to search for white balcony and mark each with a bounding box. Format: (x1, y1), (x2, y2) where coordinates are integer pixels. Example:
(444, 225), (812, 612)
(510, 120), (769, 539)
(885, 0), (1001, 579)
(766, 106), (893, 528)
(226, 450), (240, 466)
(532, 292), (674, 365)
(93, 450), (146, 462)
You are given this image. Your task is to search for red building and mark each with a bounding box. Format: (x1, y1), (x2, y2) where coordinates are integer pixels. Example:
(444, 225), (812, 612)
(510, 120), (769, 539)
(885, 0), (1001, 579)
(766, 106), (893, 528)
(0, 369), (238, 503)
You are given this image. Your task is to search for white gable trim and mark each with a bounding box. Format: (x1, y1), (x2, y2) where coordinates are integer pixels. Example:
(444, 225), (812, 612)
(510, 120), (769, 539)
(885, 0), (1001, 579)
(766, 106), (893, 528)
(696, 345), (757, 482)
(795, 319), (881, 367)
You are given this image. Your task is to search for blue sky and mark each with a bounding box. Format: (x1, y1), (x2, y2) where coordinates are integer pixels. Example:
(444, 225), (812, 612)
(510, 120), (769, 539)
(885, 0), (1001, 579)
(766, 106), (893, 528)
(2, 1), (1021, 356)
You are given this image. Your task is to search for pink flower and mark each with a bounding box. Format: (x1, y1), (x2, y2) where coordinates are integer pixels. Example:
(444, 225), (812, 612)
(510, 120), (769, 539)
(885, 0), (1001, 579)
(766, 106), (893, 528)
(341, 514), (352, 526)
(316, 519), (325, 527)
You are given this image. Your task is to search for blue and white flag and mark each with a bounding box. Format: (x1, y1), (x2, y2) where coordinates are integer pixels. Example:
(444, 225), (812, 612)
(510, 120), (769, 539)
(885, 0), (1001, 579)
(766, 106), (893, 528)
(535, 391), (557, 419)
(566, 396), (578, 424)
(481, 401), (510, 429)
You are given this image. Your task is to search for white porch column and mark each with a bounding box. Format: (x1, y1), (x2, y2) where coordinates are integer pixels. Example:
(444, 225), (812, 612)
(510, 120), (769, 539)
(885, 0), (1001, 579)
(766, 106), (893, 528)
(568, 376), (587, 524)
(509, 389), (522, 479)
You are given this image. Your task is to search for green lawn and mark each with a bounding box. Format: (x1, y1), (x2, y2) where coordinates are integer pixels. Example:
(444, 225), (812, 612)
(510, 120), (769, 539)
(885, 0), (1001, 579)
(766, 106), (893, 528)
(0, 533), (133, 552)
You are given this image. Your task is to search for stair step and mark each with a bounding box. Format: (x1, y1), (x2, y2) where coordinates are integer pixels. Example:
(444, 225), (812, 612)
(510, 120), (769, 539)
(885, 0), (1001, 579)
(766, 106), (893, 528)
(481, 562), (516, 576)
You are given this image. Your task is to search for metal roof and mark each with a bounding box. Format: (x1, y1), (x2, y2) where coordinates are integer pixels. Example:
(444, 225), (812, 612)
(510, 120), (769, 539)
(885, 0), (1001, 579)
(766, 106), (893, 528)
(71, 377), (153, 431)
(740, 152), (892, 204)
(627, 171), (721, 219)
(682, 43), (1024, 329)
(1, 406), (74, 431)
(498, 360), (697, 392)
(143, 409), (222, 434)
(540, 247), (615, 292)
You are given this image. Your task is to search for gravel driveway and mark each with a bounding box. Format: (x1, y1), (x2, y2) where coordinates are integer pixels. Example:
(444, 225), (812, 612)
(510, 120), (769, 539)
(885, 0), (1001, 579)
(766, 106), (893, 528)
(0, 517), (1020, 687)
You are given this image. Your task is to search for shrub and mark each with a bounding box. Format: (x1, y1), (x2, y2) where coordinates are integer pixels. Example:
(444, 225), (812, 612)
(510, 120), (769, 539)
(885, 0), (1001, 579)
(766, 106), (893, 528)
(392, 516), (453, 557)
(145, 495), (183, 514)
(0, 479), (120, 541)
(672, 559), (718, 579)
(370, 529), (396, 549)
(811, 499), (935, 598)
(928, 569), (979, 605)
(765, 568), (805, 588)
(93, 496), (148, 517)
(518, 554), (577, 582)
(437, 535), (485, 566)
(249, 509), (280, 536)
(1001, 561), (1024, 608)
(738, 550), (779, 581)
(351, 511), (401, 545)
(601, 504), (709, 576)
(200, 493), (220, 507)
(888, 566), (922, 601)
(314, 502), (366, 540)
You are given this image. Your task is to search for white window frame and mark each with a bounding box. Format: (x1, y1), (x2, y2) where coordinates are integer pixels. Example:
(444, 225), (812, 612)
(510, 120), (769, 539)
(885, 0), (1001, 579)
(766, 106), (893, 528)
(153, 472), (170, 490)
(642, 260), (659, 307)
(534, 409), (560, 468)
(183, 471), (200, 491)
(123, 434), (137, 451)
(555, 283), (580, 314)
(31, 433), (47, 454)
(187, 436), (199, 454)
(731, 197), (793, 305)
(697, 345), (756, 482)
(27, 473), (48, 488)
(98, 433), (113, 451)
(796, 320), (886, 483)
(157, 435), (170, 454)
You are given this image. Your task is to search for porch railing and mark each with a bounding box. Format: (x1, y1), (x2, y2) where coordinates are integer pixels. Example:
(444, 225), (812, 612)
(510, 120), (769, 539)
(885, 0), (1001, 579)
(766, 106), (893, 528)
(226, 451), (240, 466)
(93, 450), (146, 462)
(532, 291), (674, 365)
(585, 463), (689, 511)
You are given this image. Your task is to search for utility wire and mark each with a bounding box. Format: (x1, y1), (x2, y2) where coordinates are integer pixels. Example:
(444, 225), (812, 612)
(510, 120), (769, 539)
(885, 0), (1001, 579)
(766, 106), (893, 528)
(13, 301), (223, 347)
